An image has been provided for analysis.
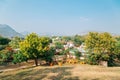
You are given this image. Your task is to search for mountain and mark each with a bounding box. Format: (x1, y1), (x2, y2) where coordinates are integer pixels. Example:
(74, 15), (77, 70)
(0, 24), (23, 38)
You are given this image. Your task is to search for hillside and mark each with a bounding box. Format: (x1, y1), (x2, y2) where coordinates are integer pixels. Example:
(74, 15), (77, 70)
(0, 64), (120, 80)
(0, 24), (23, 38)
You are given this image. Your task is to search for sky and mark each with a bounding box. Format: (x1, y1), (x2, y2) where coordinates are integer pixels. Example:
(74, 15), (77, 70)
(0, 0), (120, 35)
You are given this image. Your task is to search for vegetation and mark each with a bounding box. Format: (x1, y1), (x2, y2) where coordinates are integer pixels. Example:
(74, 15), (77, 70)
(0, 47), (14, 64)
(9, 37), (23, 49)
(72, 35), (84, 47)
(0, 31), (120, 80)
(19, 33), (51, 66)
(85, 32), (117, 66)
(12, 51), (28, 64)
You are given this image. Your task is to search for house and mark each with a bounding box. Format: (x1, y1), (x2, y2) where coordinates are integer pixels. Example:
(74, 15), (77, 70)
(64, 41), (74, 50)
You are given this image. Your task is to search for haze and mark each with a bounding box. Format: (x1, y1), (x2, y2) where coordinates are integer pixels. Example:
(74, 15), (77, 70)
(0, 0), (120, 35)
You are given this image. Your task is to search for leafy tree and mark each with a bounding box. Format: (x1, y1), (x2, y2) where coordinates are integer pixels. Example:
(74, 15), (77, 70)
(85, 32), (116, 66)
(55, 42), (64, 49)
(0, 36), (11, 45)
(72, 35), (84, 47)
(20, 33), (50, 66)
(85, 32), (116, 54)
(0, 36), (11, 50)
(9, 36), (22, 49)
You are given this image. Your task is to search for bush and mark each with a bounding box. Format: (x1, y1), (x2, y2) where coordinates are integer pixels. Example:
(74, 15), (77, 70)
(0, 48), (14, 64)
(42, 47), (55, 63)
(86, 53), (100, 65)
(86, 52), (116, 66)
(12, 51), (28, 64)
(75, 51), (81, 60)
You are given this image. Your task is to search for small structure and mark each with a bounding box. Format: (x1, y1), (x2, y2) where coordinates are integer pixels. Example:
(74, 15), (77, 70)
(99, 61), (108, 67)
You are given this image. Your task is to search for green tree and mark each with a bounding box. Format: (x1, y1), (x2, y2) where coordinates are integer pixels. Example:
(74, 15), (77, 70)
(85, 32), (116, 65)
(20, 33), (50, 66)
(0, 36), (11, 50)
(0, 36), (10, 45)
(55, 42), (64, 49)
(85, 32), (116, 54)
(9, 36), (22, 49)
(72, 35), (84, 47)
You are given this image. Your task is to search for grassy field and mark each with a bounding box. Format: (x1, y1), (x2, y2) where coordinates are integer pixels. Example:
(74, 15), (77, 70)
(0, 64), (120, 80)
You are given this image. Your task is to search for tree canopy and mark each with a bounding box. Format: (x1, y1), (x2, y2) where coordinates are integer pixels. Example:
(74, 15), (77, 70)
(85, 32), (116, 54)
(20, 33), (51, 66)
(85, 32), (117, 66)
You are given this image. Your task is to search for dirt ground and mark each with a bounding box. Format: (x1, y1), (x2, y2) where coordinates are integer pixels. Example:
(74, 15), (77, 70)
(0, 64), (120, 80)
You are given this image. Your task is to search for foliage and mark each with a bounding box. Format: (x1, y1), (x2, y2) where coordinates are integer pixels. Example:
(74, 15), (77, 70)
(55, 42), (64, 49)
(59, 48), (70, 55)
(75, 50), (81, 60)
(0, 36), (11, 45)
(9, 36), (22, 49)
(20, 33), (50, 66)
(0, 45), (7, 50)
(114, 40), (120, 60)
(85, 32), (116, 54)
(86, 53), (110, 65)
(12, 51), (28, 64)
(62, 36), (72, 42)
(0, 36), (10, 51)
(72, 35), (84, 47)
(0, 47), (14, 64)
(86, 53), (100, 65)
(42, 47), (55, 63)
(85, 32), (116, 66)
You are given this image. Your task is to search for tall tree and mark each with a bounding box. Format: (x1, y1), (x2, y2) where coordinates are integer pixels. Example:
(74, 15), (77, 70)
(85, 32), (116, 54)
(85, 32), (116, 65)
(20, 33), (50, 66)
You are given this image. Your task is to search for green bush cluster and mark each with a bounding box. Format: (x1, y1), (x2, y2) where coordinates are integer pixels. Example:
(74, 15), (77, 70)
(86, 53), (116, 66)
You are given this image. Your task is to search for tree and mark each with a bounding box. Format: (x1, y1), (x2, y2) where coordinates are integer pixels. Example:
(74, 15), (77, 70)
(20, 33), (50, 66)
(0, 36), (10, 45)
(55, 42), (64, 49)
(9, 36), (22, 49)
(0, 36), (11, 50)
(85, 32), (116, 54)
(85, 32), (116, 66)
(72, 35), (84, 47)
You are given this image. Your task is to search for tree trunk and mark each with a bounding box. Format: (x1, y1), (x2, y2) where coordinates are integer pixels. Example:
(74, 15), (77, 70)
(34, 58), (38, 66)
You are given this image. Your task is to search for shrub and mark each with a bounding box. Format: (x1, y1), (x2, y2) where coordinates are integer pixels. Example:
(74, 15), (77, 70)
(42, 47), (55, 63)
(0, 48), (14, 64)
(86, 52), (116, 66)
(12, 51), (28, 64)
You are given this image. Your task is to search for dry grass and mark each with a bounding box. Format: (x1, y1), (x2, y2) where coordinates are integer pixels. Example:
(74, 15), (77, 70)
(0, 64), (120, 80)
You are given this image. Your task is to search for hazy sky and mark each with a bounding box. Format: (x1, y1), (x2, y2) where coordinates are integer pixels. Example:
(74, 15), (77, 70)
(0, 0), (120, 35)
